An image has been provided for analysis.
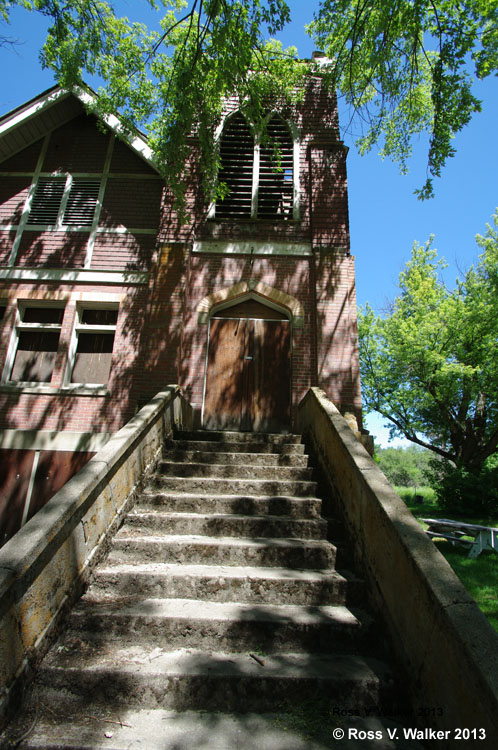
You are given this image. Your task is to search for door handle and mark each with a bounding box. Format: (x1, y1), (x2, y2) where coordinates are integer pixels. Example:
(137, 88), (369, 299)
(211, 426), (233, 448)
(244, 356), (253, 360)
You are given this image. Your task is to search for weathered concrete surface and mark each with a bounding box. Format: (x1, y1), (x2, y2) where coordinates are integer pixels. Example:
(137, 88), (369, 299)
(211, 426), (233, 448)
(0, 386), (193, 726)
(89, 561), (355, 605)
(123, 509), (328, 538)
(63, 597), (367, 653)
(108, 532), (336, 568)
(297, 387), (498, 747)
(3, 710), (424, 750)
(34, 648), (394, 713)
(1, 428), (419, 749)
(140, 492), (323, 517)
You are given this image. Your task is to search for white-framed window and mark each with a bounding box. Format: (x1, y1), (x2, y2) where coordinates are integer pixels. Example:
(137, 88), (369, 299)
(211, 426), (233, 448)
(27, 176), (101, 229)
(214, 111), (298, 221)
(66, 305), (119, 385)
(2, 303), (65, 384)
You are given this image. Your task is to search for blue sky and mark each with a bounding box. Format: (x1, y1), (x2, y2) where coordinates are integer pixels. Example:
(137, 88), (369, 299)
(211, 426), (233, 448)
(1, 2), (497, 447)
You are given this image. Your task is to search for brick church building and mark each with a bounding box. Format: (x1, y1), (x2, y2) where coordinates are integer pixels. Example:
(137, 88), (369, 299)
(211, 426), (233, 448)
(0, 65), (363, 545)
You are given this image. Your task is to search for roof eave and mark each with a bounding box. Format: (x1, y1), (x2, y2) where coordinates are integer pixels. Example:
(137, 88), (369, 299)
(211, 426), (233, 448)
(0, 84), (160, 174)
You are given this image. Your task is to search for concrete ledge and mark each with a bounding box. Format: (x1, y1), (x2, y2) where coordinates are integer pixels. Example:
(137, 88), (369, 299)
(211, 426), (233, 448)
(297, 387), (498, 747)
(0, 385), (193, 726)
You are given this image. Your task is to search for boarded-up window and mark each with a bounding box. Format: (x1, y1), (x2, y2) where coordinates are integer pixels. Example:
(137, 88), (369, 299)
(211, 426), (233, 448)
(70, 306), (118, 384)
(9, 305), (64, 383)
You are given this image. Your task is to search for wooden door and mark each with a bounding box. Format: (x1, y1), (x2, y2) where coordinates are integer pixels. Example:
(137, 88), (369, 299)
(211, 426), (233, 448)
(203, 306), (291, 432)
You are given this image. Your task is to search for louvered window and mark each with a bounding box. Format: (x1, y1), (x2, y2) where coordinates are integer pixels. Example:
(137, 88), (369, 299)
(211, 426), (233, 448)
(28, 179), (65, 225)
(217, 113), (254, 220)
(27, 177), (100, 227)
(215, 112), (295, 221)
(258, 115), (294, 218)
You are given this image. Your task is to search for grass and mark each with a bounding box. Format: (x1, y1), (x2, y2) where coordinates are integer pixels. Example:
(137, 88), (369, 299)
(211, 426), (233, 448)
(397, 486), (498, 633)
(437, 545), (498, 633)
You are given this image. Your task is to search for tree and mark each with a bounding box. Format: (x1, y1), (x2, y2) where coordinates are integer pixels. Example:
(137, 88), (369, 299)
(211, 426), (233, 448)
(375, 445), (433, 488)
(358, 210), (498, 474)
(2, 1), (498, 203)
(308, 0), (498, 198)
(1, 1), (306, 215)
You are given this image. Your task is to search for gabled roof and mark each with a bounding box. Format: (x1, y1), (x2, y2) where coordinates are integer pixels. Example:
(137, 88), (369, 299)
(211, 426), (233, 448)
(0, 84), (158, 172)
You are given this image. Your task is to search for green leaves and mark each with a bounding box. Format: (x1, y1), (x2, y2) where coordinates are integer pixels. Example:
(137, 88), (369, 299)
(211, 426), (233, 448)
(4, 1), (497, 201)
(5, 1), (303, 216)
(308, 0), (497, 198)
(359, 211), (498, 471)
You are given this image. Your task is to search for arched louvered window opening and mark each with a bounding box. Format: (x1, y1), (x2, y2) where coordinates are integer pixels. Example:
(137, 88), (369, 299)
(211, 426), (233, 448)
(214, 112), (297, 221)
(216, 112), (254, 220)
(258, 115), (294, 219)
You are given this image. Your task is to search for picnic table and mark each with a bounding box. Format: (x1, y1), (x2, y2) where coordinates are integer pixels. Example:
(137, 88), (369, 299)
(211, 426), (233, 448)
(420, 517), (498, 559)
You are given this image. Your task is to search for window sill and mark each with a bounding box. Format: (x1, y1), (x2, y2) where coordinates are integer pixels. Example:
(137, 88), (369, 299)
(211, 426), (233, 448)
(207, 217), (299, 224)
(0, 383), (110, 397)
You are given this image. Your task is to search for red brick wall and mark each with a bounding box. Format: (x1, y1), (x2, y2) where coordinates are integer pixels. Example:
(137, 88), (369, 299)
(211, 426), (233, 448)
(16, 231), (88, 267)
(0, 74), (363, 437)
(132, 244), (188, 402)
(178, 253), (316, 418)
(163, 248), (361, 429)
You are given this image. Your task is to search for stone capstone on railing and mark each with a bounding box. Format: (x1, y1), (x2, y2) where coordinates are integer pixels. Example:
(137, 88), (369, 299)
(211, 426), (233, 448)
(0, 386), (193, 726)
(297, 387), (498, 748)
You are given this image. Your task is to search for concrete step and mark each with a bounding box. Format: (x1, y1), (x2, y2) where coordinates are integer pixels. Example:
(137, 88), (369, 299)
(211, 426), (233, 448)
(64, 598), (369, 653)
(122, 511), (328, 539)
(88, 562), (355, 605)
(35, 648), (395, 714)
(157, 461), (313, 481)
(1, 709), (426, 750)
(149, 475), (317, 496)
(162, 449), (309, 467)
(109, 534), (336, 569)
(167, 438), (306, 455)
(176, 430), (303, 445)
(138, 492), (323, 518)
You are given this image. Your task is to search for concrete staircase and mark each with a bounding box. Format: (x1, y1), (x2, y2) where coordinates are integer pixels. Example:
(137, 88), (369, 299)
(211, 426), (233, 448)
(2, 431), (421, 749)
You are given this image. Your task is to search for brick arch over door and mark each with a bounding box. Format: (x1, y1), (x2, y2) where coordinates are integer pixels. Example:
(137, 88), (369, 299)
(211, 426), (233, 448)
(199, 285), (302, 433)
(196, 281), (304, 327)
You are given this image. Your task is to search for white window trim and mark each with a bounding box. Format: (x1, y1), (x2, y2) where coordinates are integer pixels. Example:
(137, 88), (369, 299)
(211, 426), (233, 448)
(1, 301), (65, 385)
(208, 112), (300, 221)
(84, 133), (114, 268)
(65, 303), (119, 387)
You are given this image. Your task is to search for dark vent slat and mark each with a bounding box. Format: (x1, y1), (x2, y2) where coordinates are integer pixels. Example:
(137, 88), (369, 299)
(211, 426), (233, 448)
(63, 181), (100, 226)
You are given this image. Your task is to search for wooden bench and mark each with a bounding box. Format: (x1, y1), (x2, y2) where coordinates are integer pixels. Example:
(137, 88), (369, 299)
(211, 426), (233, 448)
(420, 517), (498, 559)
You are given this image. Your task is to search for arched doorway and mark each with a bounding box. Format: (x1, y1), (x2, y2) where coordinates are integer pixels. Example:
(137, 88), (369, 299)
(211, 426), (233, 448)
(202, 296), (291, 432)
